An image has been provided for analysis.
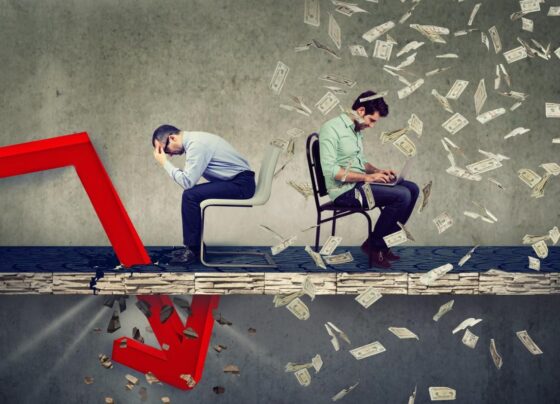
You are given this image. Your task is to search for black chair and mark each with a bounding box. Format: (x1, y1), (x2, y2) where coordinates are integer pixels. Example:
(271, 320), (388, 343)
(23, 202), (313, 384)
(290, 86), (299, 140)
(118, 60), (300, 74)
(306, 132), (382, 268)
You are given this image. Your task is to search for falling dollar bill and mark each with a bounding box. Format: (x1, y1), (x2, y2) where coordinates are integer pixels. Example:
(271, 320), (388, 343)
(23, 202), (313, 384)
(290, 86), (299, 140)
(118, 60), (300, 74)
(304, 0), (320, 27)
(467, 3), (481, 25)
(373, 40), (393, 60)
(433, 300), (454, 321)
(305, 246), (327, 269)
(383, 229), (408, 248)
(362, 20), (395, 43)
(520, 0), (540, 13)
(287, 297), (310, 320)
(531, 173), (551, 198)
(393, 134), (417, 157)
(476, 108), (506, 124)
(398, 79), (425, 99)
(551, 226), (560, 244)
(474, 79), (487, 115)
(466, 158), (502, 174)
(490, 339), (503, 369)
(311, 354), (323, 372)
(488, 26), (502, 53)
(380, 127), (408, 144)
(503, 46), (528, 63)
(320, 235), (343, 255)
(302, 276), (316, 301)
(540, 162), (560, 176)
(269, 61), (290, 95)
(518, 168), (542, 188)
(410, 24), (449, 43)
(545, 102), (560, 118)
(549, 6), (560, 15)
(452, 318), (482, 334)
(442, 113), (469, 135)
(446, 80), (469, 100)
(504, 127), (531, 139)
(319, 73), (356, 88)
(397, 41), (424, 57)
(328, 13), (341, 49)
(315, 91), (340, 115)
(355, 286), (383, 309)
(311, 39), (341, 59)
(516, 330), (543, 355)
(362, 183), (375, 209)
(532, 240), (548, 259)
(408, 386), (417, 404)
(446, 166), (482, 181)
(407, 113), (423, 136)
(458, 245), (479, 266)
(528, 256), (540, 271)
(325, 323), (340, 351)
(462, 329), (479, 349)
(349, 44), (368, 57)
(420, 263), (454, 285)
(294, 368), (311, 386)
(397, 221), (415, 241)
(418, 181), (432, 213)
(285, 362), (313, 373)
(433, 212), (454, 234)
(328, 321), (351, 345)
(388, 327), (419, 340)
(429, 387), (456, 401)
(273, 291), (304, 308)
(349, 341), (386, 360)
(324, 252), (354, 265)
(431, 89), (453, 113)
(332, 382), (359, 401)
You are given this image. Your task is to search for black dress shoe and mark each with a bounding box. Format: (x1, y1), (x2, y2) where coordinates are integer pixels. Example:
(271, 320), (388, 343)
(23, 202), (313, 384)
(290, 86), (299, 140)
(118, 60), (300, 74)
(384, 248), (400, 261)
(370, 248), (392, 269)
(170, 248), (197, 265)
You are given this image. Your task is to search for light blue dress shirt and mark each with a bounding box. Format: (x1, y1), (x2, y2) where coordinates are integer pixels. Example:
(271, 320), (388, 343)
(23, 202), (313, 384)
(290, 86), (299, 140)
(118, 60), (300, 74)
(162, 131), (251, 190)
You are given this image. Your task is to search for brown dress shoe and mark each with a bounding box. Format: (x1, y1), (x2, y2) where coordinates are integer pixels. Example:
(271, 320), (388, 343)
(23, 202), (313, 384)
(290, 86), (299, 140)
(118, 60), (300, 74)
(370, 248), (392, 269)
(384, 248), (400, 261)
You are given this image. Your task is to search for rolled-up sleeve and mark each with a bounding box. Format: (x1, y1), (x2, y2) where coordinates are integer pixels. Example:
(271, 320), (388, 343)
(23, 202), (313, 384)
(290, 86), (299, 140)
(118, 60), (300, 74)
(319, 125), (341, 181)
(163, 142), (214, 190)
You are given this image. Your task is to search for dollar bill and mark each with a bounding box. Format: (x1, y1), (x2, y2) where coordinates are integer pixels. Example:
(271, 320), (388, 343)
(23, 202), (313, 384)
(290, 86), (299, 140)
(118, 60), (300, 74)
(410, 24), (449, 43)
(274, 291), (304, 308)
(545, 102), (560, 118)
(426, 66), (452, 77)
(305, 246), (327, 269)
(550, 226), (560, 244)
(474, 79), (487, 115)
(304, 0), (320, 27)
(327, 321), (351, 345)
(528, 256), (540, 271)
(433, 213), (454, 234)
(408, 386), (417, 404)
(420, 263), (454, 285)
(429, 387), (456, 401)
(332, 382), (359, 401)
(476, 108), (506, 124)
(287, 180), (313, 198)
(269, 61), (290, 95)
(397, 41), (424, 57)
(532, 240), (548, 259)
(442, 113), (469, 135)
(388, 327), (419, 340)
(324, 252), (354, 265)
(504, 127), (531, 139)
(531, 173), (551, 198)
(359, 91), (389, 103)
(549, 6), (560, 16)
(436, 53), (459, 58)
(355, 286), (382, 309)
(328, 13), (341, 49)
(433, 300), (454, 321)
(466, 158), (502, 174)
(349, 44), (368, 57)
(458, 245), (479, 266)
(518, 168), (542, 188)
(522, 233), (550, 245)
(287, 298), (310, 320)
(417, 181), (432, 213)
(452, 318), (482, 334)
(490, 339), (503, 369)
(280, 103), (311, 117)
(311, 39), (341, 59)
(431, 89), (453, 113)
(294, 368), (311, 386)
(325, 323), (340, 351)
(516, 330), (543, 354)
(320, 235), (343, 255)
(397, 221), (415, 241)
(462, 329), (479, 349)
(540, 162), (560, 176)
(503, 46), (528, 63)
(468, 3), (481, 26)
(488, 26), (502, 53)
(398, 79), (424, 99)
(362, 20), (395, 43)
(350, 341), (386, 360)
(373, 40), (393, 60)
(407, 113), (423, 136)
(380, 127), (409, 144)
(521, 17), (533, 32)
(446, 80), (468, 100)
(334, 3), (368, 17)
(319, 73), (356, 88)
(312, 354), (323, 372)
(393, 134), (417, 157)
(446, 166), (482, 181)
(302, 276), (316, 301)
(362, 183), (376, 209)
(285, 362), (313, 373)
(520, 0), (540, 14)
(383, 229), (408, 248)
(488, 177), (505, 190)
(271, 235), (297, 255)
(315, 91), (340, 115)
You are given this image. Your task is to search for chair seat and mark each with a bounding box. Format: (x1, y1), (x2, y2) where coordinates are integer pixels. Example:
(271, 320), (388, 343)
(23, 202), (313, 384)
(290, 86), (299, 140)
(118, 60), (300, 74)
(200, 196), (258, 209)
(320, 200), (375, 212)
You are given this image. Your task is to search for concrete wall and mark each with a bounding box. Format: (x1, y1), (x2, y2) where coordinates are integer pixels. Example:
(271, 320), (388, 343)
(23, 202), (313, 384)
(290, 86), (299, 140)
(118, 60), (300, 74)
(0, 0), (559, 246)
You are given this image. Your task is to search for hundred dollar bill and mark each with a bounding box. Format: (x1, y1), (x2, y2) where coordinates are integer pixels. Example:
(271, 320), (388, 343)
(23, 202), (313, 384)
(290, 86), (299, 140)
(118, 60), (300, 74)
(380, 127), (409, 144)
(490, 338), (503, 369)
(503, 46), (528, 63)
(334, 3), (367, 17)
(466, 158), (502, 174)
(269, 61), (290, 95)
(362, 183), (375, 209)
(504, 127), (531, 139)
(431, 89), (453, 113)
(325, 323), (340, 351)
(393, 134), (417, 157)
(433, 213), (454, 234)
(350, 341), (386, 360)
(429, 387), (456, 401)
(545, 102), (560, 118)
(302, 276), (316, 301)
(446, 166), (482, 181)
(324, 252), (354, 265)
(328, 13), (341, 49)
(315, 91), (340, 115)
(407, 113), (423, 136)
(452, 318), (482, 334)
(433, 299), (454, 321)
(458, 245), (479, 266)
(462, 329), (479, 349)
(442, 113), (469, 135)
(397, 41), (424, 57)
(488, 26), (502, 53)
(520, 0), (540, 14)
(373, 40), (393, 60)
(420, 263), (454, 285)
(522, 233), (550, 245)
(388, 327), (419, 340)
(391, 52), (417, 70)
(305, 246), (327, 269)
(294, 368), (311, 386)
(516, 330), (543, 354)
(304, 0), (320, 27)
(287, 298), (310, 320)
(474, 79), (487, 115)
(468, 3), (482, 25)
(271, 235), (297, 255)
(355, 286), (382, 309)
(446, 80), (469, 100)
(549, 6), (560, 16)
(320, 235), (343, 255)
(383, 229), (408, 248)
(398, 79), (424, 99)
(518, 168), (542, 188)
(528, 256), (540, 271)
(332, 382), (359, 401)
(362, 20), (395, 43)
(410, 24), (449, 43)
(274, 291), (304, 308)
(550, 226), (560, 244)
(286, 362), (313, 373)
(476, 108), (506, 124)
(540, 162), (560, 176)
(359, 91), (388, 103)
(531, 173), (551, 198)
(312, 354), (323, 372)
(349, 44), (368, 57)
(532, 240), (548, 259)
(397, 221), (415, 241)
(319, 73), (356, 88)
(418, 181), (432, 213)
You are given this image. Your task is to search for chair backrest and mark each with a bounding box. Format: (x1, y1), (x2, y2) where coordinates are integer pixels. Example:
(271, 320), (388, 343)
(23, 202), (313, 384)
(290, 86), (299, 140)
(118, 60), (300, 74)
(306, 133), (328, 208)
(252, 145), (282, 205)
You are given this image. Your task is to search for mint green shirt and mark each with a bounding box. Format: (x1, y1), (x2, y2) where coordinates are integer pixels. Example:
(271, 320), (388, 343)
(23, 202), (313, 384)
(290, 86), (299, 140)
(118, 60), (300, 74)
(319, 113), (369, 200)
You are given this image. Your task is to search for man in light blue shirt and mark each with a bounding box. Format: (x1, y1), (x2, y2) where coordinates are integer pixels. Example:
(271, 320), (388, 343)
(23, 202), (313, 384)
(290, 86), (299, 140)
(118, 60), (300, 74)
(152, 124), (255, 264)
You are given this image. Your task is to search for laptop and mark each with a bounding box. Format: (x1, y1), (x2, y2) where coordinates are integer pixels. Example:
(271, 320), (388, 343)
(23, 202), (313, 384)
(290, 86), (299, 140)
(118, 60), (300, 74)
(374, 158), (413, 187)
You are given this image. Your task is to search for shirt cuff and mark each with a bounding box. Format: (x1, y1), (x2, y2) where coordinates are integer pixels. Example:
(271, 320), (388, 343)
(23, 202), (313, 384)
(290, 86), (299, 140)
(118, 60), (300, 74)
(163, 160), (178, 178)
(331, 164), (342, 181)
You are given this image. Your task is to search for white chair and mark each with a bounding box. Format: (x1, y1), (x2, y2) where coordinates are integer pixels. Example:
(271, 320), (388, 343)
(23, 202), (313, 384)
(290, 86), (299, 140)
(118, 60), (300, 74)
(199, 145), (282, 268)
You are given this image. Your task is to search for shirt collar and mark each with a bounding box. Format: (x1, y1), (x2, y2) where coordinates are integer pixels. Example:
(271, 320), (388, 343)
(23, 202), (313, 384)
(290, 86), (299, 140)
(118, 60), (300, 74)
(340, 113), (361, 136)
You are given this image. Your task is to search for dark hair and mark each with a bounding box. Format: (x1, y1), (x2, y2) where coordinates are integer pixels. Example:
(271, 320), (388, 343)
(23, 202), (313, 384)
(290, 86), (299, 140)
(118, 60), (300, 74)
(351, 91), (389, 116)
(151, 124), (180, 148)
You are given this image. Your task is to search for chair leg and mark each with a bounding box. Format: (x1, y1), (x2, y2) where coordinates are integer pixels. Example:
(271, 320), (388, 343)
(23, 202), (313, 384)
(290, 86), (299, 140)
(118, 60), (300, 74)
(359, 211), (373, 269)
(331, 211), (337, 236)
(315, 213), (321, 252)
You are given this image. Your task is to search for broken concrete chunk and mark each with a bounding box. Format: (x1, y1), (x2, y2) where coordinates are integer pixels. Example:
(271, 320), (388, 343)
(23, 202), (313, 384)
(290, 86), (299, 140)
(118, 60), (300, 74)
(107, 309), (121, 333)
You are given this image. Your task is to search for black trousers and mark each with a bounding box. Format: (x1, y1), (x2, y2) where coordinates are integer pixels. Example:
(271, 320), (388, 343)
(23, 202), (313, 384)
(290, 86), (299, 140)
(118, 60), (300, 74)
(181, 171), (256, 250)
(333, 180), (419, 249)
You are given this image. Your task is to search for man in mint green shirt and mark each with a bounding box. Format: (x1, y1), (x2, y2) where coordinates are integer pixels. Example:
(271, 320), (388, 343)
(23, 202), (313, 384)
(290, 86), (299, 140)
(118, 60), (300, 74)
(319, 90), (419, 269)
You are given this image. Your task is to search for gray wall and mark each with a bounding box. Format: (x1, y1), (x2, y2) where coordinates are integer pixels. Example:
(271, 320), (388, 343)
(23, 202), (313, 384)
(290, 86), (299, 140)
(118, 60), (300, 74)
(0, 0), (559, 247)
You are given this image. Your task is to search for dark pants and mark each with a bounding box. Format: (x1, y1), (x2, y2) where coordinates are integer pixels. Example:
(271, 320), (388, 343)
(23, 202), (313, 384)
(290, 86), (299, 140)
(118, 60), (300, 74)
(333, 180), (419, 249)
(181, 170), (256, 251)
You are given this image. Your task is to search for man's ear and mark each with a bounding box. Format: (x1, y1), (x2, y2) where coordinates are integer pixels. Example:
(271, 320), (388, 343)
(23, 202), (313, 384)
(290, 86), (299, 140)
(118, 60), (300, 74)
(356, 106), (366, 117)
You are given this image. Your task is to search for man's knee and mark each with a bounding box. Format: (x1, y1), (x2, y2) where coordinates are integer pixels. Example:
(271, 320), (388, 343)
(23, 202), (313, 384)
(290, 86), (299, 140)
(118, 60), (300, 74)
(408, 182), (420, 201)
(393, 187), (412, 205)
(182, 188), (203, 205)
